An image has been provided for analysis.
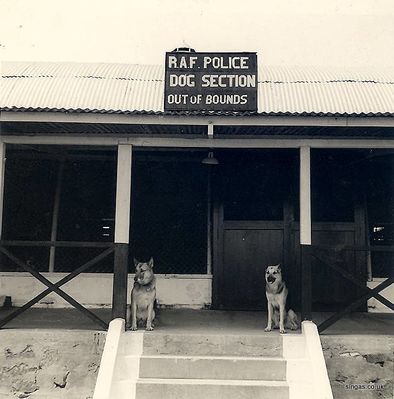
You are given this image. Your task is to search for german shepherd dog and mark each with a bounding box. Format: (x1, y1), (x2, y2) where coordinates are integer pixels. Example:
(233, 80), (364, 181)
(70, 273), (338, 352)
(127, 257), (156, 331)
(264, 264), (298, 334)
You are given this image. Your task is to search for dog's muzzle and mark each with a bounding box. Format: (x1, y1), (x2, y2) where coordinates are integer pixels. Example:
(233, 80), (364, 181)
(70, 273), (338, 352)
(267, 275), (276, 284)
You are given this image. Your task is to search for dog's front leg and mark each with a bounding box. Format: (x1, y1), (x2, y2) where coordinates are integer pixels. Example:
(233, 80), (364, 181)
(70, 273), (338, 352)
(126, 304), (131, 328)
(131, 300), (138, 331)
(265, 302), (273, 332)
(146, 302), (154, 331)
(279, 304), (286, 334)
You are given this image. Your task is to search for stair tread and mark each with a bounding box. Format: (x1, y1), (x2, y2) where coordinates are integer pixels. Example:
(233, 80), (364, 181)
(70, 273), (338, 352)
(137, 354), (286, 361)
(137, 378), (288, 386)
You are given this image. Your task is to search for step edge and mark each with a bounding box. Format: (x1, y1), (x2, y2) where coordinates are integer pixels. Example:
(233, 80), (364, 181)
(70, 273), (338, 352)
(136, 378), (289, 386)
(137, 354), (287, 361)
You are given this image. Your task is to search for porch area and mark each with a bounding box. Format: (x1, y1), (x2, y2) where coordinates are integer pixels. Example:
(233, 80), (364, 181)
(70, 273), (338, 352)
(0, 307), (393, 335)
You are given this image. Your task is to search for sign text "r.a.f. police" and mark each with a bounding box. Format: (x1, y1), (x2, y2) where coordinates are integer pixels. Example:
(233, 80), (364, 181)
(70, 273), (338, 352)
(164, 52), (258, 112)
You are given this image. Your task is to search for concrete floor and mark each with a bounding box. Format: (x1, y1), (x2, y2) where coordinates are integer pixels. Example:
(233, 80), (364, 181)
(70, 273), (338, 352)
(0, 307), (393, 335)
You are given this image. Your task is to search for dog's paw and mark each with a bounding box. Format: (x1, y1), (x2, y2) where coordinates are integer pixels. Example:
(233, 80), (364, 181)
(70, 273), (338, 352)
(264, 326), (272, 332)
(145, 326), (154, 331)
(279, 329), (286, 334)
(131, 325), (138, 331)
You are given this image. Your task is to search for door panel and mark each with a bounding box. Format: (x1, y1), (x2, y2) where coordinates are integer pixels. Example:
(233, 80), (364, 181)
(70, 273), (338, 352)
(222, 228), (283, 310)
(291, 223), (365, 311)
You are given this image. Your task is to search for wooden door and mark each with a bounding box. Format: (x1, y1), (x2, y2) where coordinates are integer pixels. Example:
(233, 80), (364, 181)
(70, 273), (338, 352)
(291, 223), (366, 311)
(219, 221), (284, 310)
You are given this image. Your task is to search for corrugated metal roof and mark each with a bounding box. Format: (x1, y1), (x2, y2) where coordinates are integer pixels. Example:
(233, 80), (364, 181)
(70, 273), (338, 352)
(1, 61), (394, 116)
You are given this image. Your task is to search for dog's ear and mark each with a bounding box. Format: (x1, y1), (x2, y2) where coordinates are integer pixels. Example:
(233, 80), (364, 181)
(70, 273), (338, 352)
(148, 257), (154, 268)
(133, 258), (139, 267)
(276, 264), (281, 271)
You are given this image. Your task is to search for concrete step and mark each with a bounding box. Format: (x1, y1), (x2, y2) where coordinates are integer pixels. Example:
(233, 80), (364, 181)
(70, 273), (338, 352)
(138, 355), (286, 380)
(111, 379), (134, 398)
(141, 333), (282, 357)
(136, 378), (289, 399)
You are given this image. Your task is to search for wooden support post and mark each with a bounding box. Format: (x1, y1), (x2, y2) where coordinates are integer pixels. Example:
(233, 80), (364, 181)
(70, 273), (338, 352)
(283, 199), (294, 271)
(300, 147), (311, 246)
(206, 168), (212, 275)
(300, 146), (312, 320)
(112, 144), (132, 321)
(112, 243), (129, 320)
(0, 142), (5, 240)
(49, 158), (65, 272)
(301, 245), (312, 320)
(212, 169), (224, 309)
(354, 193), (368, 303)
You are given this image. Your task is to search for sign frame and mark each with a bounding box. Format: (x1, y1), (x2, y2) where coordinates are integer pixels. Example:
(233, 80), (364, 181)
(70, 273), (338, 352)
(164, 51), (258, 112)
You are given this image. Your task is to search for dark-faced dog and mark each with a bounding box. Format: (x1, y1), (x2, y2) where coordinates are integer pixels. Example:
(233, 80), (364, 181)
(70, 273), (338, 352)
(264, 264), (298, 334)
(126, 257), (156, 331)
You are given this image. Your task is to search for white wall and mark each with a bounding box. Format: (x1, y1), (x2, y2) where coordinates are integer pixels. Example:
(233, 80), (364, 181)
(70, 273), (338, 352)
(0, 273), (212, 309)
(367, 278), (394, 313)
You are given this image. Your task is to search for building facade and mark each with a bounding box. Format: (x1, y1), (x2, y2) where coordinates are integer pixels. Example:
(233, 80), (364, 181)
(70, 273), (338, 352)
(1, 61), (393, 329)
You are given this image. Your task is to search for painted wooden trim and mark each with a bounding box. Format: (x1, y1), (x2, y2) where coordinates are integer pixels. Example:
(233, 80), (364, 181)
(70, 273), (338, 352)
(3, 111), (394, 127)
(0, 142), (5, 240)
(2, 135), (394, 149)
(114, 144), (132, 244)
(300, 146), (312, 245)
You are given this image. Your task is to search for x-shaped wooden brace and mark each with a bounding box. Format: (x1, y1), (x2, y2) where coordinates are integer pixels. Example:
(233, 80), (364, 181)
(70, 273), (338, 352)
(312, 251), (394, 333)
(0, 246), (114, 329)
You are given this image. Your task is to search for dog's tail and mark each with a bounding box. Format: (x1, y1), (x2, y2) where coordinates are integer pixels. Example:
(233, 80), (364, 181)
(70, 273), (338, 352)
(287, 309), (299, 330)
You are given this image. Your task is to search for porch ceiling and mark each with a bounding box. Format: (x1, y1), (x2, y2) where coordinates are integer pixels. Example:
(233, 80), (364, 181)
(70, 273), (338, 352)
(2, 121), (394, 139)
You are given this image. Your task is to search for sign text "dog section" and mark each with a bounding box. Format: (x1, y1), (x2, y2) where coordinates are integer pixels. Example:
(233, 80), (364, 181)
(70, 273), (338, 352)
(164, 52), (258, 112)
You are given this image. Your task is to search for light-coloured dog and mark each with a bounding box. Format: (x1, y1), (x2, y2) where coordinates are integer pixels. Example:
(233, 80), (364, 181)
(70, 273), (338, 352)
(127, 257), (156, 331)
(264, 264), (298, 334)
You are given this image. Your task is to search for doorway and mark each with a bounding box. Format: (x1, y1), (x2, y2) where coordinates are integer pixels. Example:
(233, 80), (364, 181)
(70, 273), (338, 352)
(212, 150), (298, 310)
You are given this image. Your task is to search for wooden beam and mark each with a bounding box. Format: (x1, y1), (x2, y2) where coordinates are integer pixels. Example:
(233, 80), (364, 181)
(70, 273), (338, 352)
(114, 144), (132, 244)
(3, 111), (394, 127)
(300, 146), (312, 245)
(2, 135), (394, 149)
(0, 142), (5, 240)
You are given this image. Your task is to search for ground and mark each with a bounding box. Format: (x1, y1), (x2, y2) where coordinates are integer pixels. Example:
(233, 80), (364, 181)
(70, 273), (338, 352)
(0, 309), (393, 398)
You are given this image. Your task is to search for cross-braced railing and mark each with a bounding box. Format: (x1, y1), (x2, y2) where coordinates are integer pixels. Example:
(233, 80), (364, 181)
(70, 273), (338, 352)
(0, 241), (115, 329)
(301, 244), (394, 333)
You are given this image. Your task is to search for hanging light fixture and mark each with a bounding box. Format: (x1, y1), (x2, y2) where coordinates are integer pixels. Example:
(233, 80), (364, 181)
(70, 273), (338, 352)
(201, 151), (219, 165)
